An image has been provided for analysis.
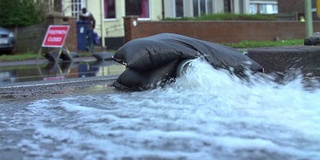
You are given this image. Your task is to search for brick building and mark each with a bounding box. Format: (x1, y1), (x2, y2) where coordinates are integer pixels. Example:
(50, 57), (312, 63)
(278, 0), (318, 19)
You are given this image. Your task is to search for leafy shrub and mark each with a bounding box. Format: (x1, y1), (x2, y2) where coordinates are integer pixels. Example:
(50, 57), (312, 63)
(0, 0), (45, 28)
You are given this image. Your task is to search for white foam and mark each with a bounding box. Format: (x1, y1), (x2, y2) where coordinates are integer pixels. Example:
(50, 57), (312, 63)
(4, 59), (320, 159)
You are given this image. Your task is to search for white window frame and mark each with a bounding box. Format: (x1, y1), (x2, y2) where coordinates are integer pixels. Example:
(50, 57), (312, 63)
(71, 0), (86, 18)
(250, 1), (278, 14)
(249, 4), (257, 14)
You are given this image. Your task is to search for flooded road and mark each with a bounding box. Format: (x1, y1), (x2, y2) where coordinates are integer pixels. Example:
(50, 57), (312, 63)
(0, 60), (125, 87)
(1, 59), (320, 160)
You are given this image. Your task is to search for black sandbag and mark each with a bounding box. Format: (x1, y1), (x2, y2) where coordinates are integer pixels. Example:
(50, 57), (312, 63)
(113, 35), (201, 72)
(44, 51), (59, 62)
(113, 59), (181, 91)
(113, 33), (264, 91)
(45, 48), (74, 62)
(167, 34), (263, 72)
(60, 51), (72, 61)
(113, 33), (263, 73)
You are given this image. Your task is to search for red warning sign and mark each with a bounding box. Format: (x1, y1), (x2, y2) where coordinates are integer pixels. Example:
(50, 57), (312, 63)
(42, 25), (69, 47)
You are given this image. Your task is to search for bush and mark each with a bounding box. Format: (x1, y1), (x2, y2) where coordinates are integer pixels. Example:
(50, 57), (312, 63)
(0, 0), (45, 28)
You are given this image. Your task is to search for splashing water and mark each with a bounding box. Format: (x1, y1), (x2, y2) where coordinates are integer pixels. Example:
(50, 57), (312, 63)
(1, 59), (320, 160)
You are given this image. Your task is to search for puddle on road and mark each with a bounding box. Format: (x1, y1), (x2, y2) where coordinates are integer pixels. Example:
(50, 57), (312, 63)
(0, 61), (125, 86)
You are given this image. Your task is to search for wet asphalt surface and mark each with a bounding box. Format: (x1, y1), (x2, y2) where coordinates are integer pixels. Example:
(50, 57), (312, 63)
(0, 57), (120, 99)
(0, 76), (118, 99)
(0, 58), (123, 160)
(0, 75), (120, 160)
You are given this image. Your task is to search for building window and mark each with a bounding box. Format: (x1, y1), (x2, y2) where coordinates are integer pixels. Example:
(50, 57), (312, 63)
(175, 0), (184, 17)
(125, 0), (149, 18)
(206, 0), (213, 14)
(104, 0), (116, 19)
(223, 0), (231, 13)
(250, 3), (278, 14)
(193, 0), (213, 17)
(260, 4), (267, 14)
(193, 0), (199, 17)
(71, 0), (83, 17)
(250, 4), (257, 14)
(272, 4), (278, 14)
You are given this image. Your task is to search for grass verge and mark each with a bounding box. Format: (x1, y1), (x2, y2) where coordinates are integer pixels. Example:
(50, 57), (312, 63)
(224, 39), (304, 48)
(0, 52), (38, 62)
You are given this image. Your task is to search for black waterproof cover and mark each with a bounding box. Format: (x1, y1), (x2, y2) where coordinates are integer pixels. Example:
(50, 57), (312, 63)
(113, 33), (263, 91)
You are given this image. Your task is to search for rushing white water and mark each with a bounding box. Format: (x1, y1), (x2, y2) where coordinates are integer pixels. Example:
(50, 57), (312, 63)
(1, 59), (320, 160)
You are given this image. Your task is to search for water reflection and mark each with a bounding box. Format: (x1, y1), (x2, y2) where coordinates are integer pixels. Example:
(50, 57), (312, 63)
(0, 61), (125, 85)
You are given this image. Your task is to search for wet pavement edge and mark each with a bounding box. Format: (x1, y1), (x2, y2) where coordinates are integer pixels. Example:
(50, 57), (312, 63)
(0, 75), (118, 99)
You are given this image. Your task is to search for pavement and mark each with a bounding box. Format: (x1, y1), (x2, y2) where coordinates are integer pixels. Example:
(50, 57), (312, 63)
(0, 76), (118, 99)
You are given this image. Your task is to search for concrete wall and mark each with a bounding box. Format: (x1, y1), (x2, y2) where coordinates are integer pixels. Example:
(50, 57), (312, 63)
(124, 16), (320, 44)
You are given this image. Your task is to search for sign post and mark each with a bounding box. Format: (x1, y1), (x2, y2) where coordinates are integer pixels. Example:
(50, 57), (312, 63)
(305, 0), (313, 38)
(37, 25), (70, 61)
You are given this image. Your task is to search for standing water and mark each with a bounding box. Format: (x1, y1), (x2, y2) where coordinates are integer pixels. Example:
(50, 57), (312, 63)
(0, 59), (320, 160)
